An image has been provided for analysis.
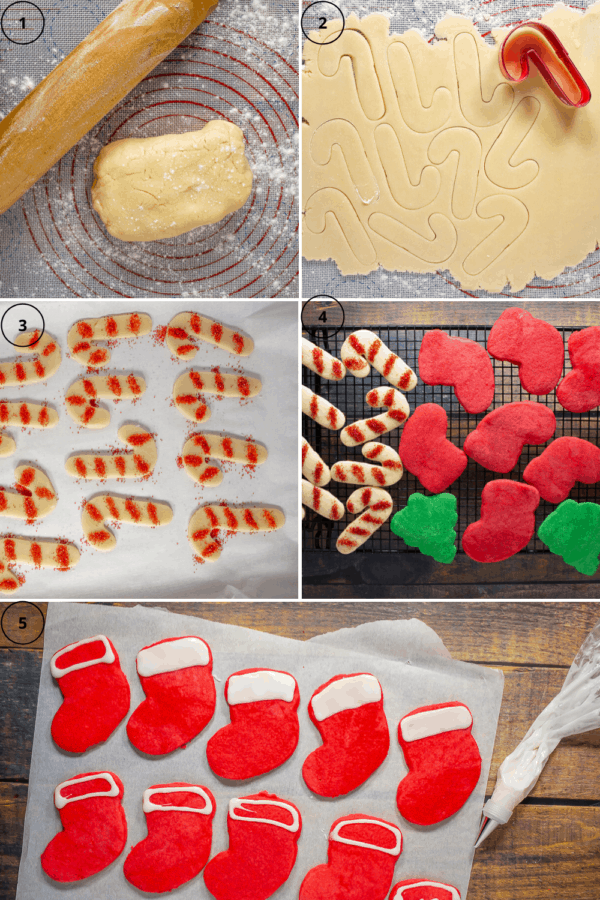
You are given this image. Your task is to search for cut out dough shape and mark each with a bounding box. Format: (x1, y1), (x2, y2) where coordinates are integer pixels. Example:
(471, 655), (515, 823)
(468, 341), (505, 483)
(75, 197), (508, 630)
(65, 375), (146, 428)
(0, 465), (56, 521)
(303, 6), (600, 292)
(341, 331), (417, 390)
(0, 331), (61, 385)
(0, 402), (59, 458)
(82, 495), (173, 551)
(167, 312), (253, 360)
(332, 443), (404, 486)
(174, 369), (262, 423)
(302, 385), (345, 430)
(302, 479), (344, 521)
(188, 505), (285, 563)
(65, 425), (157, 479)
(302, 438), (331, 487)
(182, 433), (267, 485)
(0, 536), (79, 593)
(68, 313), (151, 368)
(337, 487), (393, 554)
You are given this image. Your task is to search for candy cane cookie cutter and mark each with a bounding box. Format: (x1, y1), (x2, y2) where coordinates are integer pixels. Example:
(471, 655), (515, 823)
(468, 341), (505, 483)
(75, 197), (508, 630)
(188, 505), (285, 563)
(82, 494), (173, 551)
(341, 331), (417, 390)
(65, 374), (146, 428)
(332, 443), (404, 487)
(336, 488), (394, 554)
(229, 798), (300, 832)
(68, 313), (152, 368)
(65, 424), (157, 480)
(0, 401), (59, 458)
(302, 479), (344, 521)
(173, 369), (262, 423)
(302, 438), (331, 486)
(55, 773), (120, 809)
(166, 311), (253, 360)
(331, 817), (402, 855)
(302, 338), (346, 380)
(143, 784), (213, 815)
(302, 385), (345, 430)
(341, 387), (410, 447)
(0, 536), (80, 594)
(0, 331), (61, 386)
(0, 464), (57, 522)
(182, 433), (267, 486)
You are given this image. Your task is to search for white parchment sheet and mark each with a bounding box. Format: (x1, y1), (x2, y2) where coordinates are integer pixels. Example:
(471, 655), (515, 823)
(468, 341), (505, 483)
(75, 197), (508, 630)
(0, 300), (298, 599)
(16, 603), (504, 900)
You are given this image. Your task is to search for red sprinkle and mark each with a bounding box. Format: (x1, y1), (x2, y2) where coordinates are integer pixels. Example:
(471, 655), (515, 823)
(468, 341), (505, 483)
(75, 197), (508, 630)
(127, 375), (141, 395)
(106, 497), (120, 519)
(66, 395), (86, 406)
(263, 510), (277, 528)
(34, 360), (44, 378)
(177, 344), (196, 356)
(82, 406), (96, 425)
(107, 376), (121, 396)
(383, 353), (397, 377)
(35, 487), (53, 500)
(43, 342), (57, 357)
(190, 371), (204, 390)
(368, 339), (382, 363)
(244, 508), (259, 529)
(169, 327), (188, 340)
(193, 435), (211, 453)
(56, 545), (70, 568)
(0, 404), (8, 422)
(214, 370), (225, 393)
(19, 468), (35, 487)
(129, 313), (141, 334)
(134, 455), (149, 474)
(225, 508), (238, 529)
(94, 457), (106, 478)
(190, 314), (201, 334)
(207, 509), (219, 527)
(73, 341), (91, 355)
(83, 379), (96, 397)
(30, 543), (42, 566)
(185, 454), (204, 467)
(399, 371), (411, 389)
(247, 444), (258, 464)
(38, 407), (49, 427)
(24, 498), (37, 520)
(327, 406), (338, 428)
(4, 539), (16, 560)
(115, 457), (126, 476)
(332, 360), (343, 379)
(89, 349), (107, 366)
(90, 531), (109, 545)
(222, 438), (234, 458)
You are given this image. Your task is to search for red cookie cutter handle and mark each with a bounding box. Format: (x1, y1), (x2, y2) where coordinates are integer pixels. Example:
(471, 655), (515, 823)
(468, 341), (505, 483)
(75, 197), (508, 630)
(500, 21), (591, 107)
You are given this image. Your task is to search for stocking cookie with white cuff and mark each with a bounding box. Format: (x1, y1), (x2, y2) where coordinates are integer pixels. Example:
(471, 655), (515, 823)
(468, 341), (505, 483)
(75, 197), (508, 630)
(50, 635), (130, 753)
(127, 636), (216, 756)
(303, 673), (389, 797)
(299, 815), (402, 900)
(396, 702), (481, 826)
(207, 669), (300, 779)
(41, 771), (127, 883)
(124, 783), (215, 893)
(391, 880), (461, 900)
(203, 792), (302, 900)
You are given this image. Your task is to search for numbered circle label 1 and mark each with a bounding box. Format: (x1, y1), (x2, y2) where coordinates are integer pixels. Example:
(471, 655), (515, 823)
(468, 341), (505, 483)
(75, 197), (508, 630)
(1, 601), (45, 644)
(301, 296), (345, 338)
(1, 1), (45, 44)
(0, 303), (45, 346)
(301, 2), (345, 45)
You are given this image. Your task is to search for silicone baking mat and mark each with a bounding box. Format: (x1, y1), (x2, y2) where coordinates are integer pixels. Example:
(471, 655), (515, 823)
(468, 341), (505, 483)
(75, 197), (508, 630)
(302, 323), (600, 553)
(0, 0), (298, 298)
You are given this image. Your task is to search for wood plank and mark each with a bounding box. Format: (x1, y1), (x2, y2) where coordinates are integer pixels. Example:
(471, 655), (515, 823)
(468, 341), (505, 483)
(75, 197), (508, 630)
(0, 783), (27, 900)
(335, 300), (600, 328)
(0, 649), (42, 782)
(303, 583), (600, 598)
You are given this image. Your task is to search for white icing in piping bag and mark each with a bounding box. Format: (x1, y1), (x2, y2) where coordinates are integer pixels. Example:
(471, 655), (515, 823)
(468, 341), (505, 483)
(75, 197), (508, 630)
(475, 619), (600, 848)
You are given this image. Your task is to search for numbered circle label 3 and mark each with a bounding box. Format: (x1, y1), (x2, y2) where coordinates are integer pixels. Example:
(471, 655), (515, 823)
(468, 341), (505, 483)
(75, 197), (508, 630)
(1, 303), (45, 347)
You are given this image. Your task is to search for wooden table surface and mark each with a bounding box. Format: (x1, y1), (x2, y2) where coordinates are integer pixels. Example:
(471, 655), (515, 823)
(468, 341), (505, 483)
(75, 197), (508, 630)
(1, 601), (599, 900)
(303, 300), (600, 599)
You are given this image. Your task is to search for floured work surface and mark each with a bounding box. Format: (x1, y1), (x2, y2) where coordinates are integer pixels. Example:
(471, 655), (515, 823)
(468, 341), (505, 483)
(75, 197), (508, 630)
(302, 4), (600, 293)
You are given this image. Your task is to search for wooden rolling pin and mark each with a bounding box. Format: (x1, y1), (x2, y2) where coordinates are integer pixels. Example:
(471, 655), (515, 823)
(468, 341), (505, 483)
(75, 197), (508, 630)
(0, 0), (217, 215)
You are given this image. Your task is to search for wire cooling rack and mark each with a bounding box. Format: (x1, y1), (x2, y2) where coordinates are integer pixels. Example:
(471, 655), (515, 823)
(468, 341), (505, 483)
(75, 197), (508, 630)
(302, 324), (600, 555)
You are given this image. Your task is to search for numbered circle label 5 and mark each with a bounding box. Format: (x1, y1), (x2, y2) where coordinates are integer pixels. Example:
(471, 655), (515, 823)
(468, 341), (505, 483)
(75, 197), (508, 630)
(1, 602), (45, 644)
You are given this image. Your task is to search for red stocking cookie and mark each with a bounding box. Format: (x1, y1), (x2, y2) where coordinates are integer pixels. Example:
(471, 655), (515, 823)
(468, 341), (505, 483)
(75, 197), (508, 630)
(127, 636), (216, 756)
(124, 783), (215, 893)
(50, 635), (130, 753)
(299, 815), (402, 900)
(462, 480), (540, 562)
(487, 307), (564, 395)
(41, 771), (127, 882)
(204, 793), (301, 900)
(391, 880), (461, 900)
(303, 673), (389, 797)
(207, 669), (300, 779)
(399, 404), (467, 493)
(463, 401), (556, 473)
(418, 330), (495, 413)
(396, 702), (481, 826)
(557, 326), (600, 413)
(523, 436), (600, 503)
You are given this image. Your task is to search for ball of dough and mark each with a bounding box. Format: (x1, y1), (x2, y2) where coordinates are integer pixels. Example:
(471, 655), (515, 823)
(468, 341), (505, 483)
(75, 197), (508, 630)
(91, 121), (252, 241)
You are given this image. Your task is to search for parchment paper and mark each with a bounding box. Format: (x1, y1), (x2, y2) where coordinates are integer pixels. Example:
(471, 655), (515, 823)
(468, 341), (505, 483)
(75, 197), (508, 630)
(16, 602), (504, 899)
(0, 300), (298, 599)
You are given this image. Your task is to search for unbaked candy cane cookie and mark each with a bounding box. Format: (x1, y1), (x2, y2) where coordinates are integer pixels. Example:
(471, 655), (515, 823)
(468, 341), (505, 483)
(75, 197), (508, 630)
(65, 425), (156, 479)
(82, 495), (173, 551)
(336, 488), (394, 554)
(0, 465), (57, 522)
(302, 338), (346, 380)
(188, 505), (285, 562)
(0, 401), (59, 458)
(302, 438), (331, 486)
(302, 479), (344, 520)
(68, 313), (152, 368)
(173, 369), (262, 423)
(0, 537), (79, 594)
(302, 385), (345, 430)
(167, 312), (254, 360)
(0, 331), (61, 386)
(65, 374), (146, 428)
(341, 331), (417, 390)
(332, 443), (404, 487)
(341, 387), (410, 447)
(182, 433), (267, 486)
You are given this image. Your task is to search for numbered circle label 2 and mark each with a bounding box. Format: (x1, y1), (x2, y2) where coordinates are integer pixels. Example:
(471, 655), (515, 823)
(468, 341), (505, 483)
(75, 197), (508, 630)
(302, 296), (345, 338)
(1, 602), (45, 644)
(1, 1), (45, 44)
(301, 2), (345, 45)
(1, 303), (45, 346)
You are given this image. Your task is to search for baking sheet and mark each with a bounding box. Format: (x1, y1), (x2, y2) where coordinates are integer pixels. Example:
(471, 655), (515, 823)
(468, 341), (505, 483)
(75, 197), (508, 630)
(0, 300), (298, 598)
(16, 602), (504, 899)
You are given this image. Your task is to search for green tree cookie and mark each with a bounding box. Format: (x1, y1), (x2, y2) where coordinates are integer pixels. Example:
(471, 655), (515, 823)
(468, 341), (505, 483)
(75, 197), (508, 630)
(538, 499), (600, 576)
(390, 492), (458, 564)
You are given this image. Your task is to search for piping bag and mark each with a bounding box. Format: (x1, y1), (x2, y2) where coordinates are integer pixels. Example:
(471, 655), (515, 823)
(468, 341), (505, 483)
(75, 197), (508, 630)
(475, 619), (600, 848)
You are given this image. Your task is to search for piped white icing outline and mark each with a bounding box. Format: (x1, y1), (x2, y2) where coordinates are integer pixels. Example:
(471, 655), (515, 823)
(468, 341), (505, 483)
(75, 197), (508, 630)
(400, 705), (472, 743)
(395, 882), (460, 900)
(229, 798), (300, 832)
(330, 818), (402, 856)
(50, 635), (115, 679)
(55, 772), (119, 809)
(310, 674), (382, 722)
(143, 785), (213, 815)
(137, 636), (210, 677)
(226, 670), (296, 705)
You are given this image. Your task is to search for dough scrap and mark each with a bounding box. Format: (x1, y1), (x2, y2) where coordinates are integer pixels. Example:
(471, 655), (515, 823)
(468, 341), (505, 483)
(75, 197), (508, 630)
(92, 122), (253, 241)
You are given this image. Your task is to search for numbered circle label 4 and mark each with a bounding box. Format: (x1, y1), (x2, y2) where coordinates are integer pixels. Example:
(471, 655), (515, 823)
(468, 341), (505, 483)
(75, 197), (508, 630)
(301, 296), (345, 338)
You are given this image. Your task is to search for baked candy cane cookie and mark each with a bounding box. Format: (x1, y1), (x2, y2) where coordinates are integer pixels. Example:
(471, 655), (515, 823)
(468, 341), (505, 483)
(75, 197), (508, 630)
(336, 488), (393, 554)
(65, 374), (146, 428)
(68, 313), (151, 368)
(66, 424), (156, 479)
(0, 536), (79, 593)
(302, 338), (346, 380)
(167, 311), (253, 359)
(0, 464), (57, 521)
(332, 443), (403, 487)
(82, 494), (173, 551)
(341, 388), (409, 447)
(174, 369), (262, 423)
(302, 385), (345, 430)
(0, 330), (61, 385)
(0, 402), (59, 457)
(188, 505), (285, 562)
(182, 433), (267, 486)
(302, 438), (331, 486)
(302, 480), (344, 521)
(341, 331), (417, 390)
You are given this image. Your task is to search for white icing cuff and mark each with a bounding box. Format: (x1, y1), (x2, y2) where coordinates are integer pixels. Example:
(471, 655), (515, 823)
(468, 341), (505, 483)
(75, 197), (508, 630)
(229, 798), (300, 832)
(331, 819), (402, 856)
(400, 705), (472, 742)
(55, 773), (119, 809)
(143, 785), (212, 815)
(396, 883), (460, 900)
(310, 674), (382, 722)
(226, 670), (296, 705)
(50, 635), (115, 679)
(137, 636), (210, 677)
